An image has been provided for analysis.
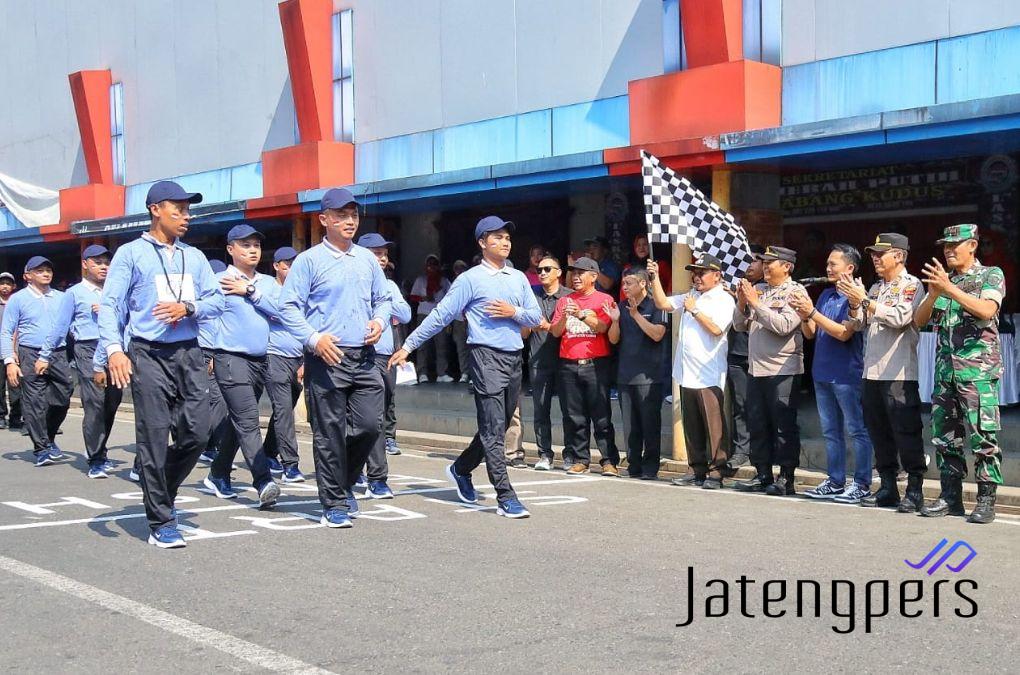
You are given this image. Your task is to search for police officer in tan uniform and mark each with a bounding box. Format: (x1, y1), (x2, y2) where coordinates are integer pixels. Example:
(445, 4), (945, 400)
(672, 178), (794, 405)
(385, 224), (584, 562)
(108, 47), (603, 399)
(732, 246), (806, 496)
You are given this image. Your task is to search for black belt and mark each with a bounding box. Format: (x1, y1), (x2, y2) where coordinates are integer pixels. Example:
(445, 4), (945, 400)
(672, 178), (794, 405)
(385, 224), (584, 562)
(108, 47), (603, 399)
(565, 357), (601, 366)
(132, 337), (199, 349)
(212, 348), (266, 362)
(75, 339), (99, 345)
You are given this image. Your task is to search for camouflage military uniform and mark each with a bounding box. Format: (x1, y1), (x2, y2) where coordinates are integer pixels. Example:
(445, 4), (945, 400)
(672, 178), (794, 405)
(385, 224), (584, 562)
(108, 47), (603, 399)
(929, 261), (1007, 484)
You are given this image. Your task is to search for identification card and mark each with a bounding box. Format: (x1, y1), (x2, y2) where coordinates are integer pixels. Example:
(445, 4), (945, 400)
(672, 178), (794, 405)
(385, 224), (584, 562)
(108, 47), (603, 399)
(155, 273), (196, 303)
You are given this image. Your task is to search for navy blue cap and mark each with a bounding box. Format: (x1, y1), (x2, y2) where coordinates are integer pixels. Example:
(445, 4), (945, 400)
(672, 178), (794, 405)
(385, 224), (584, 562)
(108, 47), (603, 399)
(24, 255), (52, 272)
(474, 215), (515, 240)
(82, 244), (109, 260)
(226, 224), (264, 242)
(321, 187), (358, 211)
(208, 259), (227, 274)
(273, 246), (299, 263)
(146, 180), (203, 206)
(357, 233), (392, 249)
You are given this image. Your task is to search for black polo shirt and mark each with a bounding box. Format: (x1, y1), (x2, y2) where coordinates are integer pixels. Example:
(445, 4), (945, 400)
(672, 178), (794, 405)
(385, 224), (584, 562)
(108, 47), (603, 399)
(617, 294), (668, 385)
(528, 285), (571, 371)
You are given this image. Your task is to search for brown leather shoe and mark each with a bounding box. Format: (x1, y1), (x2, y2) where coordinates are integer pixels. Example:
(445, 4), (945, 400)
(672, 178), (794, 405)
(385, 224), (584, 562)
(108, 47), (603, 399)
(566, 463), (590, 475)
(601, 464), (620, 477)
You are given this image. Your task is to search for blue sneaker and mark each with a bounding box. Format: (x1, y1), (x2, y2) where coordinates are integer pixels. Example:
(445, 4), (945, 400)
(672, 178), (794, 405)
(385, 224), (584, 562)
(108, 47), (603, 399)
(148, 525), (186, 549)
(87, 464), (109, 479)
(367, 480), (394, 499)
(203, 475), (237, 499)
(345, 489), (360, 518)
(385, 438), (401, 456)
(34, 451), (54, 467)
(198, 450), (218, 464)
(445, 463), (477, 504)
(320, 508), (353, 529)
(266, 457), (284, 476)
(100, 460), (116, 473)
(257, 480), (280, 508)
(355, 473), (368, 488)
(47, 442), (64, 460)
(282, 466), (305, 483)
(496, 498), (530, 519)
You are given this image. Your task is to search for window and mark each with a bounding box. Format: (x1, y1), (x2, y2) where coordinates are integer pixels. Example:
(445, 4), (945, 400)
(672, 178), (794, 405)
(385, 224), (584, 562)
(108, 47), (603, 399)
(662, 0), (685, 72)
(743, 0), (781, 66)
(332, 9), (354, 143)
(110, 82), (125, 184)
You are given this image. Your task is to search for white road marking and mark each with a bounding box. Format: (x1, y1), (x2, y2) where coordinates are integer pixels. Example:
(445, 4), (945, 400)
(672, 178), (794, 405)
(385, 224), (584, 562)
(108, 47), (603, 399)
(0, 553), (336, 674)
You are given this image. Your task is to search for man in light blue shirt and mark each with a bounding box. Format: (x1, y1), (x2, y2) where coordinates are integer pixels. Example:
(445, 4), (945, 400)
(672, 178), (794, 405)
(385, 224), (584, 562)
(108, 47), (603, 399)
(202, 225), (281, 508)
(261, 246), (306, 484)
(98, 180), (224, 549)
(1, 256), (73, 465)
(356, 233), (412, 499)
(389, 216), (543, 519)
(278, 187), (392, 529)
(197, 259), (230, 467)
(39, 245), (122, 477)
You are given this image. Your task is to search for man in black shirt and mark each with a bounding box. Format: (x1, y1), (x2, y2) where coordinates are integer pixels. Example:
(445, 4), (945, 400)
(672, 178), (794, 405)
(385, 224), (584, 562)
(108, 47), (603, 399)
(523, 255), (571, 471)
(607, 268), (668, 479)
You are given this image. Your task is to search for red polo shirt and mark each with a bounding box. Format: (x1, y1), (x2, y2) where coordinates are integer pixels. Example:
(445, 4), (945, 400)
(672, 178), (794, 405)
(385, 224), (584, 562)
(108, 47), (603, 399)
(551, 290), (613, 360)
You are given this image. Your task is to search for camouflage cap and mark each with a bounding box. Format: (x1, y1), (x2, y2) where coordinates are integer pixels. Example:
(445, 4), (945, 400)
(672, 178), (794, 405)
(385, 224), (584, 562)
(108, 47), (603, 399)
(936, 223), (979, 245)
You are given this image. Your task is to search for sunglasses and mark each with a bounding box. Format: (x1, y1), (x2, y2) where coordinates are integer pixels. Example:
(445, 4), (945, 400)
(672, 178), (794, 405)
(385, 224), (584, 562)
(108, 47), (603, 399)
(537, 266), (560, 273)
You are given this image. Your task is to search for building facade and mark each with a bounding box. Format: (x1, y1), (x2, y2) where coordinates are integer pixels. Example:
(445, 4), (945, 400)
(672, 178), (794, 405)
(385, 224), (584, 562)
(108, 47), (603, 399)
(1, 0), (1018, 318)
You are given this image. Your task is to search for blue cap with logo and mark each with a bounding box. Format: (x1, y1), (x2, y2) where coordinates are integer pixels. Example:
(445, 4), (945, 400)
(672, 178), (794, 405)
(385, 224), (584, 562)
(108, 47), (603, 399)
(273, 246), (299, 263)
(24, 255), (52, 272)
(357, 233), (392, 249)
(208, 259), (227, 274)
(474, 215), (515, 240)
(145, 180), (203, 206)
(321, 187), (359, 211)
(82, 244), (110, 260)
(226, 224), (264, 242)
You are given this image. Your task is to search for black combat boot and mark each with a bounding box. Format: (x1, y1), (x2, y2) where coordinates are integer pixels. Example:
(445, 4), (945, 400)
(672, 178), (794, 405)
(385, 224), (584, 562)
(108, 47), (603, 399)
(765, 466), (796, 496)
(920, 475), (965, 517)
(897, 474), (925, 513)
(967, 482), (997, 524)
(861, 472), (899, 508)
(734, 465), (772, 493)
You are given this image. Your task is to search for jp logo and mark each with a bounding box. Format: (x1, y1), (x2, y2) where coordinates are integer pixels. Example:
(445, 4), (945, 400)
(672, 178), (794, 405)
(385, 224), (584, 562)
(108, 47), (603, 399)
(904, 539), (977, 575)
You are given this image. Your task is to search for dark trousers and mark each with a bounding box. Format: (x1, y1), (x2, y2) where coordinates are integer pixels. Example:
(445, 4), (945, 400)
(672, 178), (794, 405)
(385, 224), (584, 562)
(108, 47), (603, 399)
(726, 358), (750, 458)
(362, 353), (396, 481)
(73, 340), (122, 465)
(129, 339), (209, 532)
(560, 357), (619, 467)
(453, 346), (520, 502)
(18, 345), (73, 454)
(530, 364), (567, 460)
(210, 351), (271, 487)
(862, 378), (926, 476)
(262, 354), (303, 468)
(620, 382), (664, 477)
(305, 347), (383, 511)
(746, 374), (801, 471)
(681, 385), (728, 476)
(202, 348), (229, 455)
(0, 364), (22, 424)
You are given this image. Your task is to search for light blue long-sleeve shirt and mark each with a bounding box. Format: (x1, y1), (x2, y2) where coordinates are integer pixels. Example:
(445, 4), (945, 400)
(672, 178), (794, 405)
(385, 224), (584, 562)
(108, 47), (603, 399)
(213, 267), (278, 357)
(39, 280), (103, 361)
(278, 239), (392, 349)
(99, 233), (224, 355)
(1, 286), (66, 363)
(404, 259), (542, 353)
(376, 278), (412, 356)
(265, 277), (303, 358)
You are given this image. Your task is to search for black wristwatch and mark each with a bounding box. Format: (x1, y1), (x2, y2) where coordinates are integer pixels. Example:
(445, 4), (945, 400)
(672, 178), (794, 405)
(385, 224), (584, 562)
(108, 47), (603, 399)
(245, 284), (256, 298)
(183, 301), (196, 317)
(861, 298), (872, 312)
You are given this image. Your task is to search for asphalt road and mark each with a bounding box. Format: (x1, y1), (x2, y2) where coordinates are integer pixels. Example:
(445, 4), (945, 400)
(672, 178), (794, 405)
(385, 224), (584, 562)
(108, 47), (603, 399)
(0, 411), (1018, 673)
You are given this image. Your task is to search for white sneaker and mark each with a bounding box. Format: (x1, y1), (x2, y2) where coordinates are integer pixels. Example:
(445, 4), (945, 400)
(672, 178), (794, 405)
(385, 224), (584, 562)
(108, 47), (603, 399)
(534, 457), (552, 471)
(436, 375), (455, 383)
(664, 395), (673, 404)
(129, 469), (140, 482)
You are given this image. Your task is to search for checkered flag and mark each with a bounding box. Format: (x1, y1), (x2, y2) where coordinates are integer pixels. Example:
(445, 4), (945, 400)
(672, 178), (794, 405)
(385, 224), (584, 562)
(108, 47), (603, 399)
(642, 150), (753, 285)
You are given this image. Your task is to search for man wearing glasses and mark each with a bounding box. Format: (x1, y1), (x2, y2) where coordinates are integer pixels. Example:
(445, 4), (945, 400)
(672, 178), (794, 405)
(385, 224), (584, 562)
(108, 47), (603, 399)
(522, 255), (571, 471)
(98, 181), (224, 548)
